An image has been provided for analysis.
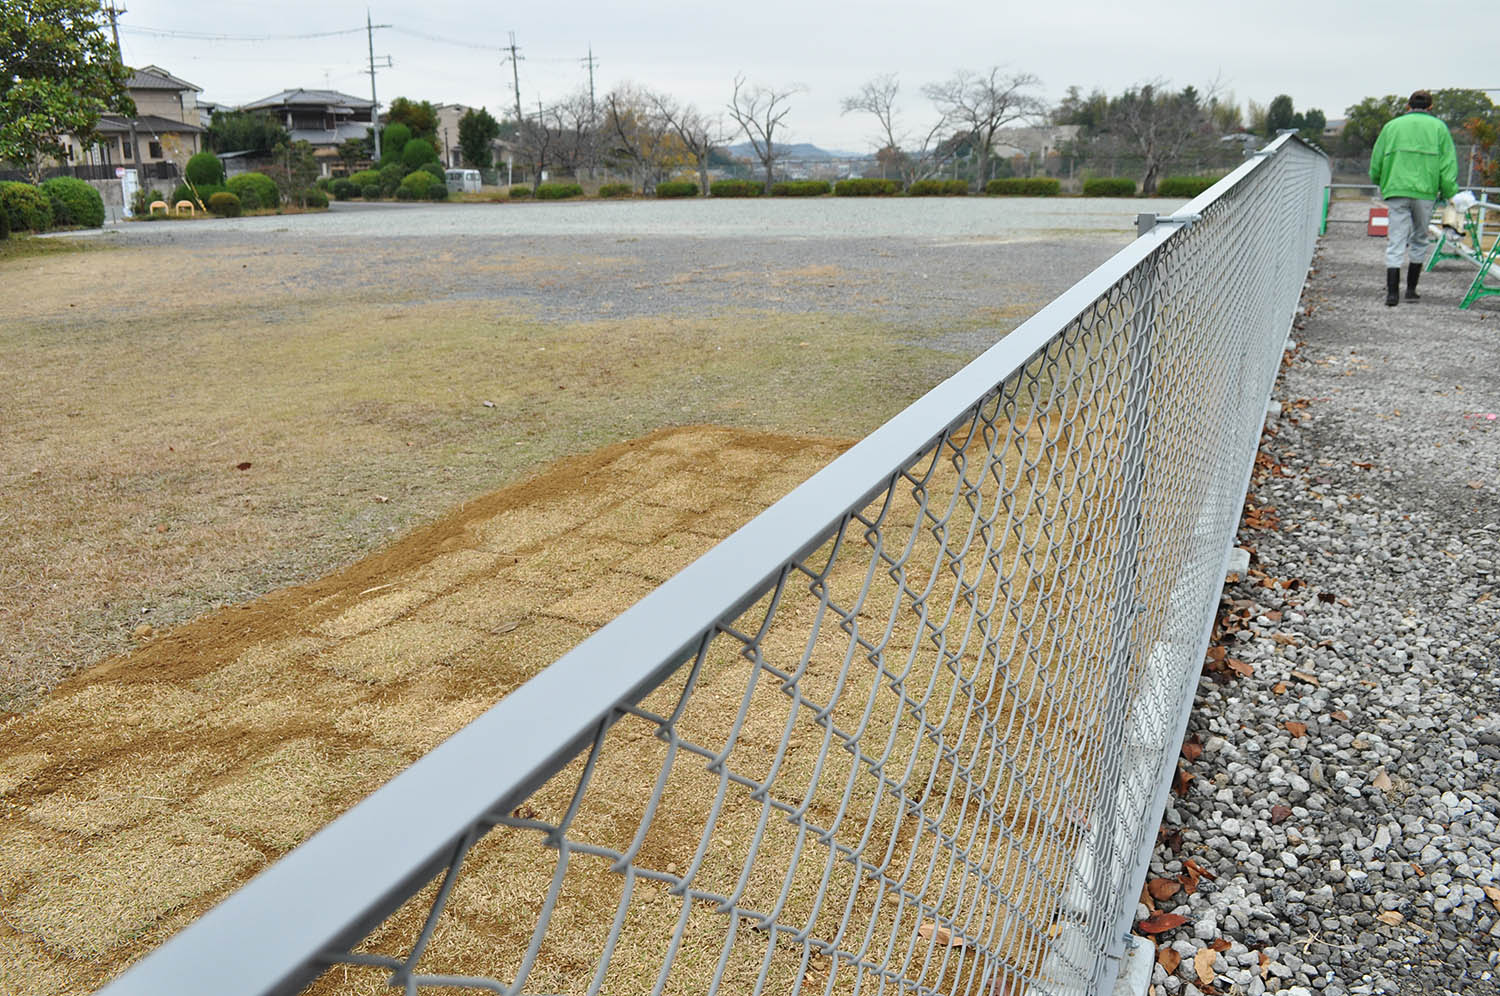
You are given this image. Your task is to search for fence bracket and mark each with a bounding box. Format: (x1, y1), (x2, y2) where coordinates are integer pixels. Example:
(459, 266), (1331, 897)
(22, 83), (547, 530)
(1136, 212), (1202, 237)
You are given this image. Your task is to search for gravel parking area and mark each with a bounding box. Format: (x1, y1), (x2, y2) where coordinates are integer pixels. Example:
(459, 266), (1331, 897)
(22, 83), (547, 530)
(1142, 214), (1499, 995)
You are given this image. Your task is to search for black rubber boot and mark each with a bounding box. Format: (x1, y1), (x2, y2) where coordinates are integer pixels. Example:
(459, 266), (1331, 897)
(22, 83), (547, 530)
(1386, 268), (1400, 306)
(1406, 262), (1422, 300)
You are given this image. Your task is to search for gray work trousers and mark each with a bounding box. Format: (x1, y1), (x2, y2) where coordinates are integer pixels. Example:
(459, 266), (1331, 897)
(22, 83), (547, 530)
(1384, 197), (1435, 268)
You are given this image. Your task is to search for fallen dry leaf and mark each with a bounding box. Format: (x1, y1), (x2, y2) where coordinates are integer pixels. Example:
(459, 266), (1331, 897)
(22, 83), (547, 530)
(1227, 657), (1254, 677)
(1330, 710), (1349, 721)
(1137, 913), (1190, 935)
(1158, 947), (1181, 973)
(1273, 681), (1287, 694)
(1284, 721), (1308, 738)
(1372, 770), (1393, 792)
(1148, 878), (1182, 901)
(1484, 885), (1500, 911)
(1210, 938), (1232, 952)
(1195, 948), (1217, 986)
(1290, 670), (1320, 685)
(1270, 804), (1293, 825)
(1259, 950), (1271, 979)
(1181, 740), (1203, 762)
(1376, 910), (1404, 926)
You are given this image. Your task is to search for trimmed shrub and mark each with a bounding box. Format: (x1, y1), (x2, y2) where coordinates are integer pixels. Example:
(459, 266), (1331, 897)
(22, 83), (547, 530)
(770, 179), (832, 197)
(379, 161), (406, 196)
(420, 161), (445, 181)
(1082, 177), (1136, 197)
(535, 182), (584, 200)
(709, 178), (762, 198)
(382, 122), (412, 157)
(401, 138), (438, 169)
(1156, 175), (1218, 197)
(655, 180), (699, 198)
(507, 185), (533, 199)
(207, 191), (242, 217)
(1, 182), (54, 232)
(908, 178), (969, 196)
(397, 170), (436, 200)
(185, 151), (225, 187)
(362, 183), (382, 201)
(598, 182), (633, 198)
(833, 177), (899, 197)
(331, 178), (356, 200)
(349, 168), (381, 189)
(172, 182), (228, 208)
(0, 206), (9, 240)
(302, 188), (329, 208)
(227, 172), (279, 209)
(985, 177), (1061, 196)
(41, 177), (105, 227)
(425, 182), (449, 201)
(315, 176), (333, 192)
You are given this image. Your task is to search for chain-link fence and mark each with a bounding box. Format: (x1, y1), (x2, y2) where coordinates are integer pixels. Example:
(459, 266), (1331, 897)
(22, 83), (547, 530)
(98, 134), (1328, 996)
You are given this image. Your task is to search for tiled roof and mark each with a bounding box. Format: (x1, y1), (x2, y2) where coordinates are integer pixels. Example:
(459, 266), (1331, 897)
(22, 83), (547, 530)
(127, 65), (200, 92)
(96, 114), (206, 134)
(240, 89), (374, 112)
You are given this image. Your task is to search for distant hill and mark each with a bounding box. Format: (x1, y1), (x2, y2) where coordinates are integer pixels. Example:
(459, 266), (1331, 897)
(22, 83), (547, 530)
(725, 141), (864, 161)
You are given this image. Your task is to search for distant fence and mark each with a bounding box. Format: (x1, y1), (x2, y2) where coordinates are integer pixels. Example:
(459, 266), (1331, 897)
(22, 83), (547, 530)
(0, 162), (179, 183)
(99, 134), (1329, 996)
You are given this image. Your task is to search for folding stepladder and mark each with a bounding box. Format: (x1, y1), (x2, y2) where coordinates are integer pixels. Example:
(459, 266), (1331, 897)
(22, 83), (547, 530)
(1424, 199), (1500, 309)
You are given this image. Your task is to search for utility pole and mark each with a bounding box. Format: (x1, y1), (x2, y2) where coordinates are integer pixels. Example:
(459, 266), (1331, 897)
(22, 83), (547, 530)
(104, 2), (143, 180)
(505, 32), (524, 128)
(366, 12), (393, 161)
(581, 46), (598, 126)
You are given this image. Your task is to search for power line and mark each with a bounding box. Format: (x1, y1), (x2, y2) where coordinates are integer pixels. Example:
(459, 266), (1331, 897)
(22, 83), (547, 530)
(120, 24), (368, 41)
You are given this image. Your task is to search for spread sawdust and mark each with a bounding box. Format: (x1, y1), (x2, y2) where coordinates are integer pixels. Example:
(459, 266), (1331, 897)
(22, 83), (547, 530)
(0, 426), (850, 996)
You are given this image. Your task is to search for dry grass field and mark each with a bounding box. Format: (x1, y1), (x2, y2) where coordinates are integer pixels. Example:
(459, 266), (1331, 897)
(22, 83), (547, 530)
(0, 223), (1137, 995)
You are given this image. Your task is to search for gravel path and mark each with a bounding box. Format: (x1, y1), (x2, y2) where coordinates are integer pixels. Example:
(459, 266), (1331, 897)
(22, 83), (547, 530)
(1140, 215), (1500, 995)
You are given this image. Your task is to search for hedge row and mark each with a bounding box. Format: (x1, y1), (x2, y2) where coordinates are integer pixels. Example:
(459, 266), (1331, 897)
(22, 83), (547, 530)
(985, 177), (1060, 196)
(710, 179), (762, 198)
(770, 179), (831, 197)
(908, 179), (968, 196)
(834, 178), (899, 197)
(536, 182), (584, 200)
(1156, 175), (1218, 197)
(1, 179), (107, 233)
(227, 172), (280, 210)
(598, 182), (633, 198)
(656, 181), (698, 198)
(1082, 177), (1137, 197)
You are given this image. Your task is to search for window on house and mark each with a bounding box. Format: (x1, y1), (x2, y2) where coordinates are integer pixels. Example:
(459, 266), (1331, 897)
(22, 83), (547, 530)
(122, 138), (133, 160)
(148, 140), (162, 159)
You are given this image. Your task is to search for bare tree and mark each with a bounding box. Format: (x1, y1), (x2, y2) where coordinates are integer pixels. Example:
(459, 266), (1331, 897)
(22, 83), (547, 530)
(1097, 80), (1215, 194)
(517, 102), (560, 192)
(841, 73), (952, 189)
(726, 74), (802, 193)
(603, 85), (688, 191)
(650, 92), (730, 196)
(550, 89), (597, 180)
(923, 67), (1044, 190)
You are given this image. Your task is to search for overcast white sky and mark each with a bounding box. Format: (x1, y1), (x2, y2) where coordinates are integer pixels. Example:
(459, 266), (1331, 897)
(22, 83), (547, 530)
(116, 0), (1499, 151)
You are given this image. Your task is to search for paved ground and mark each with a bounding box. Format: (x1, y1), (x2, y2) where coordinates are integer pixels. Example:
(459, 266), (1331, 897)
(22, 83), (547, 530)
(1140, 207), (1500, 995)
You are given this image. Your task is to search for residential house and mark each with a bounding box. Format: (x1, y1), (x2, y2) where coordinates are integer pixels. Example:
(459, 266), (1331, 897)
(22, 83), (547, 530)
(432, 103), (512, 172)
(238, 89), (375, 175)
(44, 65), (204, 180)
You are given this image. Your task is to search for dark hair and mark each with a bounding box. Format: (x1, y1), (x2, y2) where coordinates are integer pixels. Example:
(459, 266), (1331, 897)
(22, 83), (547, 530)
(1409, 90), (1433, 109)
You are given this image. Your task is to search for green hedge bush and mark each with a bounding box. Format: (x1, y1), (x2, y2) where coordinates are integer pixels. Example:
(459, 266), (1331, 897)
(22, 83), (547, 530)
(834, 177), (899, 197)
(1156, 175), (1218, 197)
(425, 182), (449, 201)
(331, 178), (356, 200)
(362, 183), (382, 201)
(655, 180), (698, 198)
(0, 182), (53, 232)
(1082, 177), (1136, 197)
(227, 172), (279, 210)
(984, 177), (1060, 196)
(207, 191), (242, 217)
(709, 179), (761, 198)
(315, 176), (333, 192)
(508, 185), (533, 199)
(536, 182), (584, 200)
(378, 162), (406, 196)
(402, 138), (438, 169)
(598, 182), (633, 198)
(41, 177), (105, 227)
(185, 151), (225, 186)
(349, 169), (381, 189)
(302, 188), (329, 208)
(420, 161), (445, 181)
(397, 171), (436, 200)
(171, 182), (228, 208)
(770, 179), (832, 197)
(382, 123), (412, 158)
(0, 206), (9, 240)
(905, 178), (969, 196)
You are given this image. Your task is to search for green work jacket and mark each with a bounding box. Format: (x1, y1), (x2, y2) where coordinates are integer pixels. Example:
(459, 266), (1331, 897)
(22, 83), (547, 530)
(1369, 111), (1458, 201)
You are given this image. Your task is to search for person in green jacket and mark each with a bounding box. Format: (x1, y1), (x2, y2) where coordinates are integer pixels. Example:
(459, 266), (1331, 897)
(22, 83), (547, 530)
(1369, 90), (1458, 306)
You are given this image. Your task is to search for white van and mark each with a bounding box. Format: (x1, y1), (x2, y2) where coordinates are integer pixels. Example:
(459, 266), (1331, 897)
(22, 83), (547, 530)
(445, 169), (482, 194)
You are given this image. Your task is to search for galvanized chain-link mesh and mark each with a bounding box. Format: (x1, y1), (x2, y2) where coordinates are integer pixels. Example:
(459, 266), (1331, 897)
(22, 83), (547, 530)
(99, 137), (1328, 996)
